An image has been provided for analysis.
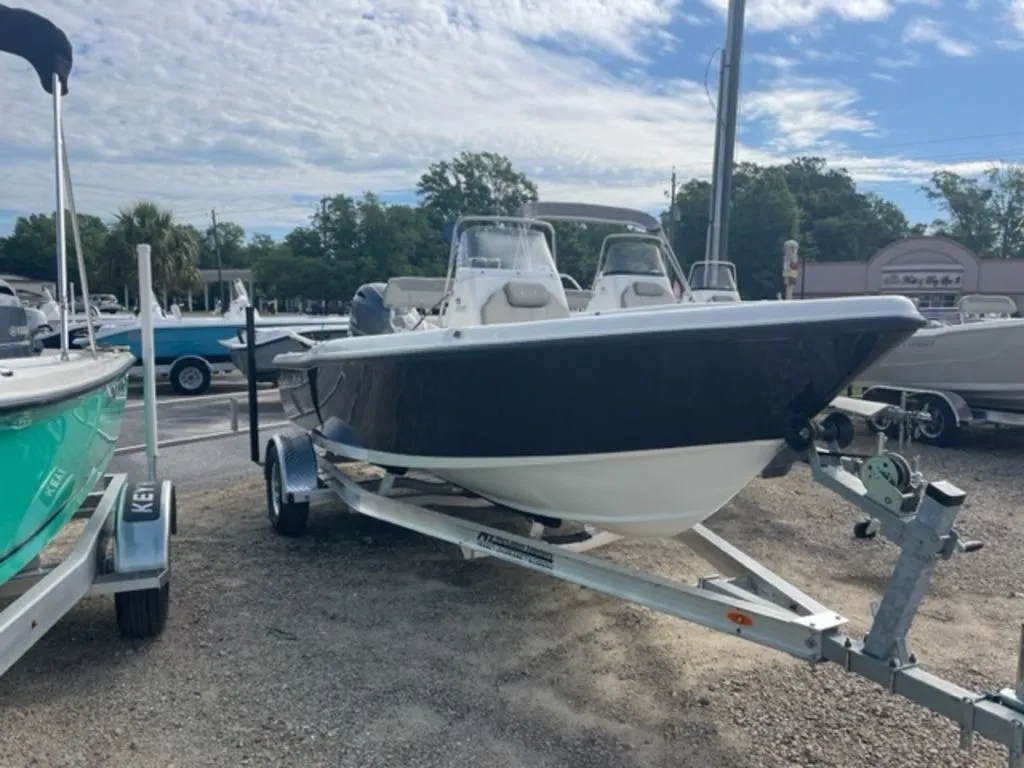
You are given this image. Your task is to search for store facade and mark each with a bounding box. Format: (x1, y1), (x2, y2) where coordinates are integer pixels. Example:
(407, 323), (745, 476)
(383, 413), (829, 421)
(799, 236), (1024, 313)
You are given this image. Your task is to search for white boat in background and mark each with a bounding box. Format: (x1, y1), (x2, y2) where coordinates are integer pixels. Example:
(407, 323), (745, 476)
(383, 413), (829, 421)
(35, 286), (147, 349)
(858, 294), (1024, 415)
(687, 260), (741, 303)
(220, 322), (351, 383)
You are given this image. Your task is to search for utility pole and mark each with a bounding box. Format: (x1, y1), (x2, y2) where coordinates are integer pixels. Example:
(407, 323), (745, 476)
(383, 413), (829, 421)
(320, 197), (329, 259)
(669, 167), (678, 250)
(705, 0), (748, 280)
(211, 208), (224, 314)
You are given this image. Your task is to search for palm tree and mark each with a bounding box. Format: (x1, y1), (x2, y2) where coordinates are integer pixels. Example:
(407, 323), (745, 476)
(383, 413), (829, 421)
(102, 200), (202, 303)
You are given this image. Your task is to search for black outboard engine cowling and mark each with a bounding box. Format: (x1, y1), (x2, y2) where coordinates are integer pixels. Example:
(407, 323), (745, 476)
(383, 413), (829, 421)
(0, 305), (33, 359)
(348, 282), (393, 337)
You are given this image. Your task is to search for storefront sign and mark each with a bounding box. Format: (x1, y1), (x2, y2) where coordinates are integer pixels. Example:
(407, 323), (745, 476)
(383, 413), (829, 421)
(880, 269), (963, 291)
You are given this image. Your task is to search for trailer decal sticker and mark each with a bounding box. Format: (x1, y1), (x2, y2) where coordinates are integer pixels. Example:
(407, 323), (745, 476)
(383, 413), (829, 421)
(475, 532), (554, 570)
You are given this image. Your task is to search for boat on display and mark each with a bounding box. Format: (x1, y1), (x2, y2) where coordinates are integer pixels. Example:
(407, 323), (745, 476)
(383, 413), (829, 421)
(0, 4), (137, 584)
(686, 260), (741, 303)
(857, 294), (1024, 414)
(220, 323), (352, 383)
(275, 214), (926, 538)
(35, 286), (152, 349)
(87, 279), (349, 369)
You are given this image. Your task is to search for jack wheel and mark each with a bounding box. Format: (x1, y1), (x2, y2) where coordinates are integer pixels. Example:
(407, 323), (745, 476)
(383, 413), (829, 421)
(853, 520), (878, 540)
(115, 583), (170, 638)
(821, 412), (856, 449)
(265, 443), (310, 536)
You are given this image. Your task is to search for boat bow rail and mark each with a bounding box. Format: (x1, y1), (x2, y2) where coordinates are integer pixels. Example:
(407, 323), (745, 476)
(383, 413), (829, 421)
(260, 398), (1024, 765)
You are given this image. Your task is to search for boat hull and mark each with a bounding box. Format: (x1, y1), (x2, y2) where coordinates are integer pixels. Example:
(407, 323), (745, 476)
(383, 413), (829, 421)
(93, 317), (348, 366)
(222, 327), (352, 382)
(0, 350), (134, 585)
(857, 318), (1024, 413)
(276, 297), (924, 537)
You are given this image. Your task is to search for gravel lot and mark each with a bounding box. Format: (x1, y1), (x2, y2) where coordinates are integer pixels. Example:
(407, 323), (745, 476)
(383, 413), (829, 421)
(1, 425), (1022, 767)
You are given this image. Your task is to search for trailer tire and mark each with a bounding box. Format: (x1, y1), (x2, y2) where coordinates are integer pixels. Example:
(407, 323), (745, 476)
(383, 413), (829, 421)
(909, 393), (960, 447)
(265, 443), (310, 536)
(115, 583), (171, 639)
(169, 357), (211, 396)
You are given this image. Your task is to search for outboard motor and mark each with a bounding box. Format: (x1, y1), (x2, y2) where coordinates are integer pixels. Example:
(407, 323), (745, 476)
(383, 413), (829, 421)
(348, 282), (393, 337)
(0, 281), (34, 359)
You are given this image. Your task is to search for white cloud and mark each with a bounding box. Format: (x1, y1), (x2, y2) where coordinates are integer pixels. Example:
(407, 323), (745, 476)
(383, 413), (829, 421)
(699, 0), (893, 30)
(743, 76), (877, 150)
(869, 72), (899, 82)
(902, 16), (977, 56)
(0, 0), (1005, 237)
(1011, 0), (1024, 32)
(874, 52), (922, 68)
(747, 53), (800, 69)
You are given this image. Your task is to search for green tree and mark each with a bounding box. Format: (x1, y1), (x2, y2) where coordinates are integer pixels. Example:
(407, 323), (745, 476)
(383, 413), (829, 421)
(416, 151), (538, 222)
(728, 167), (799, 299)
(0, 212), (109, 289)
(200, 220), (248, 269)
(102, 200), (201, 300)
(923, 164), (1024, 258)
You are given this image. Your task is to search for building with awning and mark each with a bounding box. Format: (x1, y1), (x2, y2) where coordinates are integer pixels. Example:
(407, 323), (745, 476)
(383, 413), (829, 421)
(799, 236), (1024, 315)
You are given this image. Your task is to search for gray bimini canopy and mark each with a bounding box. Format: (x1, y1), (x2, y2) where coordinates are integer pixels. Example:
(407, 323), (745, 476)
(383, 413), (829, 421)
(0, 3), (73, 94)
(516, 201), (662, 233)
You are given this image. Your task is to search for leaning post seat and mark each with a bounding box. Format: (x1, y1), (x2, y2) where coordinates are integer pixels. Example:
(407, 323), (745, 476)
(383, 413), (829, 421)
(620, 280), (673, 308)
(480, 281), (571, 325)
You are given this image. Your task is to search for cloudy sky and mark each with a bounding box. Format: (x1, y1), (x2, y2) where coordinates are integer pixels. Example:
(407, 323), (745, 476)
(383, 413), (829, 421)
(1, 0), (1022, 240)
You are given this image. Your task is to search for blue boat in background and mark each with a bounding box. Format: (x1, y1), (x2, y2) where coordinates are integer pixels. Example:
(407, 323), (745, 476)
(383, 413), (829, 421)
(83, 281), (348, 395)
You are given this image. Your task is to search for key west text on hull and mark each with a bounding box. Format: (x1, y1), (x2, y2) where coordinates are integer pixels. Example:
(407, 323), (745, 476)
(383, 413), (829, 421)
(275, 296), (925, 537)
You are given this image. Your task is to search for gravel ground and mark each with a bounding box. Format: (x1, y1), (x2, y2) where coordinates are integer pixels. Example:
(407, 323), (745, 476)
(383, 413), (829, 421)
(1, 425), (1022, 767)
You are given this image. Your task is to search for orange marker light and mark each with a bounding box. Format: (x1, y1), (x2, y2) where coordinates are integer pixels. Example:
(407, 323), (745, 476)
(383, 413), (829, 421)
(727, 611), (753, 627)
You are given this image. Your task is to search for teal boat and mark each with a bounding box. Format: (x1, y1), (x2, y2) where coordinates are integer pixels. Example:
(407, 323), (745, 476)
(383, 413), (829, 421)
(0, 4), (140, 586)
(0, 347), (136, 585)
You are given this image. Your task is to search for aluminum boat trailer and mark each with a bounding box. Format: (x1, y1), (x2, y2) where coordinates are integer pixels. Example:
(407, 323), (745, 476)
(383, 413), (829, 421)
(261, 397), (1024, 766)
(0, 474), (176, 678)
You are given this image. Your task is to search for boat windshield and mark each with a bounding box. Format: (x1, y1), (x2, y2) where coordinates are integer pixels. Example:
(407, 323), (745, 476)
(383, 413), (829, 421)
(689, 261), (738, 292)
(456, 226), (557, 273)
(600, 240), (666, 277)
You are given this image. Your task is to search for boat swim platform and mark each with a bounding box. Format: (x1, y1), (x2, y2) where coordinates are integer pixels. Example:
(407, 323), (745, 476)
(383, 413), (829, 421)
(257, 403), (1024, 766)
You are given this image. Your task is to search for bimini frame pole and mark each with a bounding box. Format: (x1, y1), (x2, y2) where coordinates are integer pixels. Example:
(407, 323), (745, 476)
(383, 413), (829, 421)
(51, 72), (70, 361)
(62, 136), (97, 355)
(137, 244), (159, 482)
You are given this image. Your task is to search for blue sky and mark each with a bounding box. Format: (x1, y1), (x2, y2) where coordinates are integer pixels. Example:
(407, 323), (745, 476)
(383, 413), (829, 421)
(1, 0), (1021, 245)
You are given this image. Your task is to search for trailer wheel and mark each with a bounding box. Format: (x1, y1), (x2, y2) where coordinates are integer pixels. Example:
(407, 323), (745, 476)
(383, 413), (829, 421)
(169, 357), (211, 396)
(265, 443), (310, 536)
(909, 394), (960, 447)
(115, 583), (171, 638)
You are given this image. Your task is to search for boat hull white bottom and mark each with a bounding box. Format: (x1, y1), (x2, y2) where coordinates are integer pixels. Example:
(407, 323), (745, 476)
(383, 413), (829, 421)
(334, 439), (784, 538)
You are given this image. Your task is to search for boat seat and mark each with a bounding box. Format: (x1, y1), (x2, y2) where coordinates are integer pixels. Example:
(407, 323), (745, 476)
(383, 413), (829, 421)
(481, 281), (570, 325)
(621, 280), (673, 308)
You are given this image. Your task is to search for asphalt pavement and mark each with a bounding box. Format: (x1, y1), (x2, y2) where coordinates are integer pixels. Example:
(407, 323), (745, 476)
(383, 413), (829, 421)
(108, 377), (290, 492)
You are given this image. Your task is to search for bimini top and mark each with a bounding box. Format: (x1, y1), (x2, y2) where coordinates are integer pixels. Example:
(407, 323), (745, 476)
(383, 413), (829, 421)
(0, 4), (73, 95)
(517, 201), (662, 233)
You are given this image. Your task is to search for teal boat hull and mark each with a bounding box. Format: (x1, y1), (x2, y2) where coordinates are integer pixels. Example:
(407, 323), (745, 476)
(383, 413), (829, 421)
(0, 368), (130, 586)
